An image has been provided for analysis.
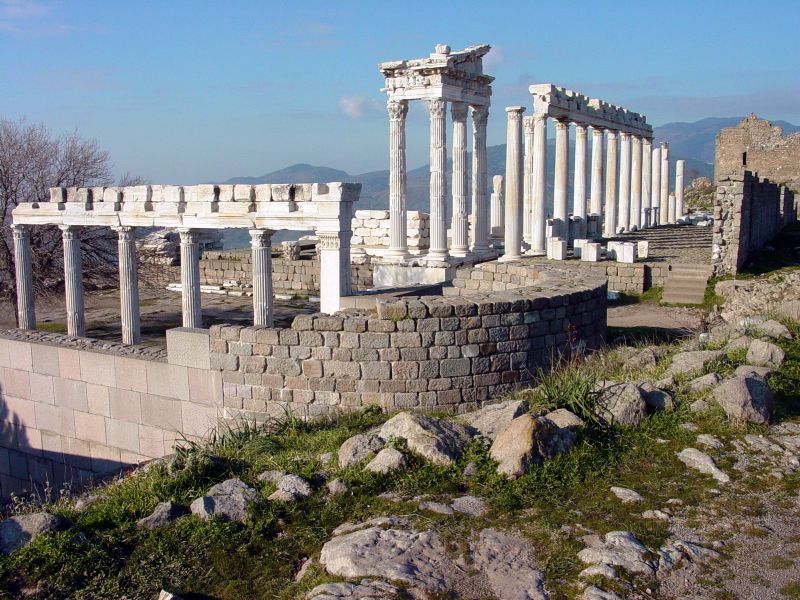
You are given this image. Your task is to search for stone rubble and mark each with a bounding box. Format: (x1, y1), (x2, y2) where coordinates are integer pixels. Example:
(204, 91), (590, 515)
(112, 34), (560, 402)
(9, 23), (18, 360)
(378, 412), (473, 466)
(268, 474), (313, 502)
(190, 478), (259, 523)
(364, 448), (407, 474)
(136, 501), (188, 530)
(0, 512), (69, 555)
(676, 448), (731, 484)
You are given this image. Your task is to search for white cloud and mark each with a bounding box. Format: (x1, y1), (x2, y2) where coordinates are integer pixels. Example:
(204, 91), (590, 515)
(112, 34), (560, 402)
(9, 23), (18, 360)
(338, 95), (365, 119)
(483, 46), (504, 71)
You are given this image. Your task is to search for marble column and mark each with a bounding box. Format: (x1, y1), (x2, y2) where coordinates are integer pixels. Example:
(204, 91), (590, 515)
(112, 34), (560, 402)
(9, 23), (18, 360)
(603, 130), (619, 238)
(489, 174), (504, 242)
(618, 132), (631, 232)
(531, 114), (548, 254)
(450, 102), (469, 257)
(590, 127), (604, 236)
(630, 136), (642, 231)
(386, 99), (409, 258)
(470, 105), (490, 252)
(553, 119), (570, 239)
(12, 224), (36, 330)
(114, 226), (141, 345)
(250, 229), (274, 327)
(675, 159), (685, 219)
(573, 123), (588, 238)
(659, 142), (669, 226)
(178, 228), (202, 329)
(668, 193), (676, 223)
(60, 225), (85, 337)
(427, 98), (448, 262)
(651, 146), (662, 226)
(641, 139), (652, 227)
(501, 106), (525, 261)
(318, 232), (351, 315)
(522, 116), (534, 246)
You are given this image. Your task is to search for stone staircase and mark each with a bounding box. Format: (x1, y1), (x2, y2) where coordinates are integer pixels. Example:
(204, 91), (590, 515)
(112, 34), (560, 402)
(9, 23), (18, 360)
(662, 263), (714, 305)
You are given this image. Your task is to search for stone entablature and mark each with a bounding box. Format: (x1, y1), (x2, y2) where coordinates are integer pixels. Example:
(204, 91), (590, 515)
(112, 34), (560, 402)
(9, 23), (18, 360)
(211, 262), (606, 421)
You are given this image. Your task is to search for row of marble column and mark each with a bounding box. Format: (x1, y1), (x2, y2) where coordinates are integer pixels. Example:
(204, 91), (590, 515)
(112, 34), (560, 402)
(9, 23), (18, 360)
(386, 98), (490, 261)
(11, 225), (281, 343)
(500, 108), (686, 260)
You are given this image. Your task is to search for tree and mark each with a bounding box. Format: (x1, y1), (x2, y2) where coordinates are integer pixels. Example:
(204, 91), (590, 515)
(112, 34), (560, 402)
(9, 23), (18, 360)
(0, 118), (117, 324)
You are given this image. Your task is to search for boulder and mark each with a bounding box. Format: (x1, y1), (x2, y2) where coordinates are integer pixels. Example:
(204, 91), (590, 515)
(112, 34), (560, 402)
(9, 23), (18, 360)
(543, 408), (585, 454)
(754, 319), (792, 340)
(689, 399), (709, 413)
(696, 434), (723, 449)
(688, 373), (721, 392)
(712, 374), (773, 424)
(735, 365), (774, 378)
(676, 448), (730, 484)
(610, 486), (644, 503)
(257, 470), (286, 484)
(451, 495), (488, 516)
(637, 382), (673, 412)
(776, 299), (800, 322)
(577, 531), (655, 576)
(471, 528), (548, 600)
(269, 474), (313, 502)
(326, 478), (350, 495)
(136, 501), (188, 530)
(190, 478), (258, 523)
(378, 412), (473, 466)
(489, 414), (558, 478)
(306, 579), (402, 599)
(623, 348), (658, 372)
(0, 512), (68, 555)
(666, 350), (723, 377)
(746, 339), (785, 368)
(724, 336), (752, 353)
(364, 448), (407, 474)
(597, 382), (647, 426)
(337, 432), (384, 468)
(458, 399), (528, 441)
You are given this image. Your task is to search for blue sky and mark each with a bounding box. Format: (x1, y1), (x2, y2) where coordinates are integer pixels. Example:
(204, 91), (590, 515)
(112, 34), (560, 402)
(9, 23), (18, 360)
(1, 0), (798, 183)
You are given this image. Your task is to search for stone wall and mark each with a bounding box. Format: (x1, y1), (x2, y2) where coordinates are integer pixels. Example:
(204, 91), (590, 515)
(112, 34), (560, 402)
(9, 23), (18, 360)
(712, 170), (796, 275)
(0, 330), (222, 498)
(351, 210), (430, 253)
(715, 114), (800, 194)
(211, 262), (607, 422)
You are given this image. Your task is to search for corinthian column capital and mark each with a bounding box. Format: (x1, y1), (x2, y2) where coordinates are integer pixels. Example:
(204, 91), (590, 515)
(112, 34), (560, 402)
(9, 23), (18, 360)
(451, 101), (468, 121)
(387, 99), (408, 121)
(428, 98), (446, 118)
(471, 105), (488, 125)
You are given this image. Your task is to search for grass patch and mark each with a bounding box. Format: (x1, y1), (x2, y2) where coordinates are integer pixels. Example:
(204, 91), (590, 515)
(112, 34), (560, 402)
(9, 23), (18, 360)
(35, 322), (66, 333)
(781, 582), (800, 599)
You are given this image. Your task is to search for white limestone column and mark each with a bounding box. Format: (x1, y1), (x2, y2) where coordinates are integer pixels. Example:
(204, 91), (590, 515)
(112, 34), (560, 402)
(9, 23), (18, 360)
(60, 225), (85, 337)
(531, 114), (548, 254)
(630, 136), (642, 231)
(387, 99), (409, 258)
(12, 224), (36, 330)
(618, 132), (631, 233)
(318, 232), (351, 315)
(471, 105), (490, 252)
(250, 229), (274, 327)
(590, 127), (604, 219)
(450, 102), (469, 257)
(490, 174), (504, 242)
(427, 98), (448, 261)
(603, 130), (619, 238)
(114, 226), (141, 345)
(660, 142), (670, 226)
(178, 228), (202, 329)
(675, 159), (686, 219)
(641, 139), (652, 227)
(522, 116), (534, 246)
(501, 106), (525, 261)
(553, 119), (570, 239)
(668, 193), (676, 223)
(651, 146), (662, 226)
(573, 123), (588, 238)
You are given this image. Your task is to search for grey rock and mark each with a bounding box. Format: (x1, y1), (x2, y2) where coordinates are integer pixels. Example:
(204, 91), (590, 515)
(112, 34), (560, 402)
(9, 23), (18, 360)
(379, 412), (473, 466)
(256, 469), (286, 484)
(490, 414), (558, 478)
(666, 350), (723, 377)
(418, 501), (454, 515)
(610, 486), (644, 503)
(136, 501), (188, 530)
(306, 579), (402, 599)
(544, 408), (586, 454)
(696, 434), (723, 449)
(680, 422), (699, 432)
(638, 382), (673, 412)
(73, 494), (103, 512)
(746, 339), (785, 368)
(623, 347), (658, 372)
(578, 564), (618, 579)
(269, 474), (313, 502)
(676, 448), (730, 484)
(0, 512), (68, 554)
(472, 528), (548, 600)
(712, 374), (773, 424)
(462, 461), (478, 481)
(642, 509), (671, 521)
(776, 299), (800, 322)
(318, 452), (334, 464)
(754, 319), (792, 340)
(656, 539), (720, 576)
(578, 530), (655, 576)
(688, 373), (721, 392)
(451, 495), (489, 516)
(364, 448), (406, 474)
(597, 382), (647, 427)
(295, 557), (314, 582)
(689, 399), (709, 413)
(735, 364), (774, 377)
(458, 399), (528, 441)
(332, 517), (413, 537)
(326, 478), (350, 495)
(725, 335), (752, 353)
(190, 478), (258, 522)
(579, 586), (623, 600)
(338, 433), (384, 468)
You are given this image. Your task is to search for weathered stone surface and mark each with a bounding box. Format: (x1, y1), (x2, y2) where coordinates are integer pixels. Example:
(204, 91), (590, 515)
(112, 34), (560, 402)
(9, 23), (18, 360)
(365, 448), (407, 474)
(579, 586), (622, 600)
(638, 382), (673, 412)
(418, 501), (454, 515)
(0, 512), (68, 554)
(319, 526), (455, 593)
(451, 495), (488, 516)
(776, 300), (800, 322)
(665, 350), (723, 377)
(642, 509), (671, 521)
(136, 501), (188, 530)
(306, 579), (402, 599)
(378, 412), (473, 466)
(338, 432), (384, 468)
(459, 399), (528, 440)
(688, 372), (721, 392)
(490, 414), (558, 478)
(597, 382), (647, 427)
(676, 448), (730, 484)
(656, 539), (720, 577)
(472, 528), (548, 600)
(610, 486), (644, 503)
(623, 347), (658, 372)
(734, 364), (774, 378)
(712, 374), (773, 424)
(543, 408), (585, 454)
(753, 319), (792, 340)
(327, 478), (350, 495)
(578, 564), (618, 580)
(696, 434), (723, 449)
(257, 470), (286, 484)
(725, 335), (752, 353)
(746, 339), (785, 368)
(269, 474), (313, 502)
(578, 531), (655, 576)
(689, 399), (709, 413)
(190, 478), (258, 522)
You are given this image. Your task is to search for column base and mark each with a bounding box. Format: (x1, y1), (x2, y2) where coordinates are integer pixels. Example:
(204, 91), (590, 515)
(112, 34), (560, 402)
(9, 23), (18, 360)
(525, 249), (546, 256)
(449, 247), (470, 258)
(424, 251), (450, 264)
(497, 254), (522, 263)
